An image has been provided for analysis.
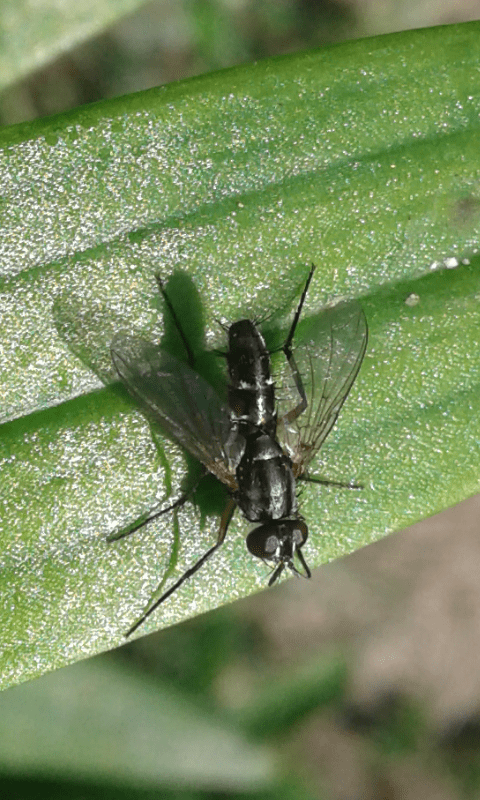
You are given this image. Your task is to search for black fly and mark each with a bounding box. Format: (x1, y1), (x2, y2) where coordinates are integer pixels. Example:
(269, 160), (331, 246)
(110, 265), (368, 636)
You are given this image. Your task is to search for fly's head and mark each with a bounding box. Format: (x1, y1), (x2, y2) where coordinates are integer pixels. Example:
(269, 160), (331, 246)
(246, 519), (311, 585)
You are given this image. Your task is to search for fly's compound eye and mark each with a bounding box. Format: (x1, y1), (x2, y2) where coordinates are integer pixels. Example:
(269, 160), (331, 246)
(246, 527), (279, 560)
(264, 534), (279, 556)
(292, 521), (308, 548)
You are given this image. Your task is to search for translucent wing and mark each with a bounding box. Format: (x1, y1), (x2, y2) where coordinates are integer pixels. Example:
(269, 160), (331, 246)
(111, 335), (241, 489)
(276, 301), (367, 474)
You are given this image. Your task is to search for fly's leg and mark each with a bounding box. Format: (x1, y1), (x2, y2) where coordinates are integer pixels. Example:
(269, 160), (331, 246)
(125, 497), (237, 637)
(280, 263), (316, 425)
(155, 274), (196, 368)
(107, 468), (208, 542)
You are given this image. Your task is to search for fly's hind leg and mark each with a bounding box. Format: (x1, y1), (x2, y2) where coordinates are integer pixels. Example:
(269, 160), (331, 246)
(280, 263), (316, 426)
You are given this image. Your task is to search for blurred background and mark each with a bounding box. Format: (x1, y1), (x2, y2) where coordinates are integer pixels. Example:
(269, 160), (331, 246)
(3, 0), (480, 126)
(3, 1), (480, 798)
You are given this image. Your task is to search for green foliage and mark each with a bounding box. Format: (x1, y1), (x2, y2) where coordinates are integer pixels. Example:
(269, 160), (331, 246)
(0, 0), (147, 92)
(0, 655), (276, 794)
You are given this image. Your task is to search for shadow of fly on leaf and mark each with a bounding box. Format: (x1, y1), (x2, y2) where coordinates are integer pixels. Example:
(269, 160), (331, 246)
(110, 265), (368, 637)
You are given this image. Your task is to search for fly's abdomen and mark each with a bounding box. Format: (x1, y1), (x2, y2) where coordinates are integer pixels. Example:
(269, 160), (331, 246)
(228, 319), (276, 437)
(236, 434), (297, 522)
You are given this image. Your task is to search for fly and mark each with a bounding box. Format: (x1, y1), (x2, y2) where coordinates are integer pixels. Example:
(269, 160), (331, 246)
(110, 265), (368, 636)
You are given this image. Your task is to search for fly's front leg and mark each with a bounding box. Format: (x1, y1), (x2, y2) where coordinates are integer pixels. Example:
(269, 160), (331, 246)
(280, 263), (316, 425)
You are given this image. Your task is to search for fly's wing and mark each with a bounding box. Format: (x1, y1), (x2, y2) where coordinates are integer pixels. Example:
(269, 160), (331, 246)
(111, 335), (240, 489)
(276, 301), (367, 474)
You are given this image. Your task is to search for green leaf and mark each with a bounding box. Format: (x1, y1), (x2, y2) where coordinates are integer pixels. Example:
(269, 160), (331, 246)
(1, 22), (480, 686)
(0, 655), (275, 791)
(0, 0), (148, 91)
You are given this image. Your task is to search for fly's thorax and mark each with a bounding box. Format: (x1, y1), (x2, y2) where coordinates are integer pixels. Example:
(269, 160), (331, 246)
(236, 433), (297, 522)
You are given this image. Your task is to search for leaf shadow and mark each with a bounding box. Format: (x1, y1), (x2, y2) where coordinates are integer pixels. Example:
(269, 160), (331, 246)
(52, 270), (229, 527)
